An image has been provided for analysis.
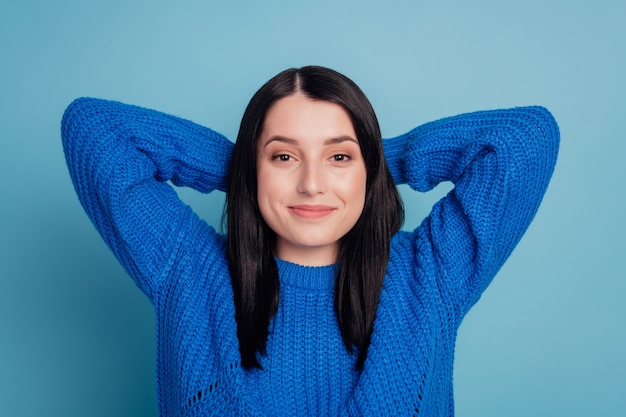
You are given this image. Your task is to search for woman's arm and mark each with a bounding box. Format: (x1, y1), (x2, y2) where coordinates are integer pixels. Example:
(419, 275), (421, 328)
(383, 106), (559, 314)
(61, 97), (233, 301)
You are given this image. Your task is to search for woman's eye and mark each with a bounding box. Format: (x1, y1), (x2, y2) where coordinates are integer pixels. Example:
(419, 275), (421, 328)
(273, 154), (292, 162)
(332, 154), (350, 162)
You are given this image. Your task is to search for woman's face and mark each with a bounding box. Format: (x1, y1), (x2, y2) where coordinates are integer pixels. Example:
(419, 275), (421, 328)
(256, 92), (367, 266)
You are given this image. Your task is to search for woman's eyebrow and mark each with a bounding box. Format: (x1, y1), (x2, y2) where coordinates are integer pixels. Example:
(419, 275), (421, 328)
(324, 136), (358, 145)
(263, 136), (298, 148)
(263, 135), (358, 148)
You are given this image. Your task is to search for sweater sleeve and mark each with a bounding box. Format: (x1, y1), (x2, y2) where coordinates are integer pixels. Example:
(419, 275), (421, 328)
(383, 106), (559, 313)
(61, 97), (233, 302)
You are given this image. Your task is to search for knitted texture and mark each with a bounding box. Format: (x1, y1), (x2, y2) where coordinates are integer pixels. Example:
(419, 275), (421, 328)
(61, 98), (559, 416)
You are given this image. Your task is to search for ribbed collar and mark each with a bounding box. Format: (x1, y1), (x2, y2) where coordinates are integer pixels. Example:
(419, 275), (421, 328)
(274, 257), (338, 291)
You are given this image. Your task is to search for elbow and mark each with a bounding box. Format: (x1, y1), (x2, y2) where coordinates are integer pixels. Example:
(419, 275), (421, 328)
(531, 106), (560, 175)
(527, 106), (560, 156)
(60, 97), (112, 169)
(506, 106), (560, 194)
(61, 97), (116, 151)
(61, 97), (91, 146)
(506, 106), (560, 176)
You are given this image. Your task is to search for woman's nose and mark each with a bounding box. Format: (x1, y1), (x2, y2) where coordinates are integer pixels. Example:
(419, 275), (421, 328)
(297, 161), (327, 195)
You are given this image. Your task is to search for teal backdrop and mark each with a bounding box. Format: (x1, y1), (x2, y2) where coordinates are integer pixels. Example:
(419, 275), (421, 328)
(1, 1), (625, 416)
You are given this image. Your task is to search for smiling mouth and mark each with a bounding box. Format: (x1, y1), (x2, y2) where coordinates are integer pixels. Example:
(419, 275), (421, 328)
(289, 205), (335, 219)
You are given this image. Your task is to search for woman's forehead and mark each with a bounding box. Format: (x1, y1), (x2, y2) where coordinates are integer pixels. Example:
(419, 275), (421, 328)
(260, 93), (356, 143)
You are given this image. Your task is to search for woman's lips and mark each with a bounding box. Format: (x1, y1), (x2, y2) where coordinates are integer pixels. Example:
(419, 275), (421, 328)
(289, 205), (335, 219)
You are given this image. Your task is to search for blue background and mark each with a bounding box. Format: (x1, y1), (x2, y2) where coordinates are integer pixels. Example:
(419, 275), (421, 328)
(1, 1), (625, 416)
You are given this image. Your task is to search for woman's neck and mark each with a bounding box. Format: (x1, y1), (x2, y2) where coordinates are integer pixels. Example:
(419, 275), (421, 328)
(274, 242), (338, 267)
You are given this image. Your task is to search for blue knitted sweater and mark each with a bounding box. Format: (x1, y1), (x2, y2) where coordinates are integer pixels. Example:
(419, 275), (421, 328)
(61, 98), (559, 416)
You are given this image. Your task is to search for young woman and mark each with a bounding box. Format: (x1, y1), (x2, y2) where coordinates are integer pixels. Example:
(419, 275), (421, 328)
(61, 66), (559, 416)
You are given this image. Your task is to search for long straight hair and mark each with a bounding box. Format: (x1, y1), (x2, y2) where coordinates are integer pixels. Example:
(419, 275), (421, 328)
(226, 66), (404, 369)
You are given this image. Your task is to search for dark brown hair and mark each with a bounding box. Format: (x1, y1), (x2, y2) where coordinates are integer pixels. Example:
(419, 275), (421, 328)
(226, 66), (404, 369)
